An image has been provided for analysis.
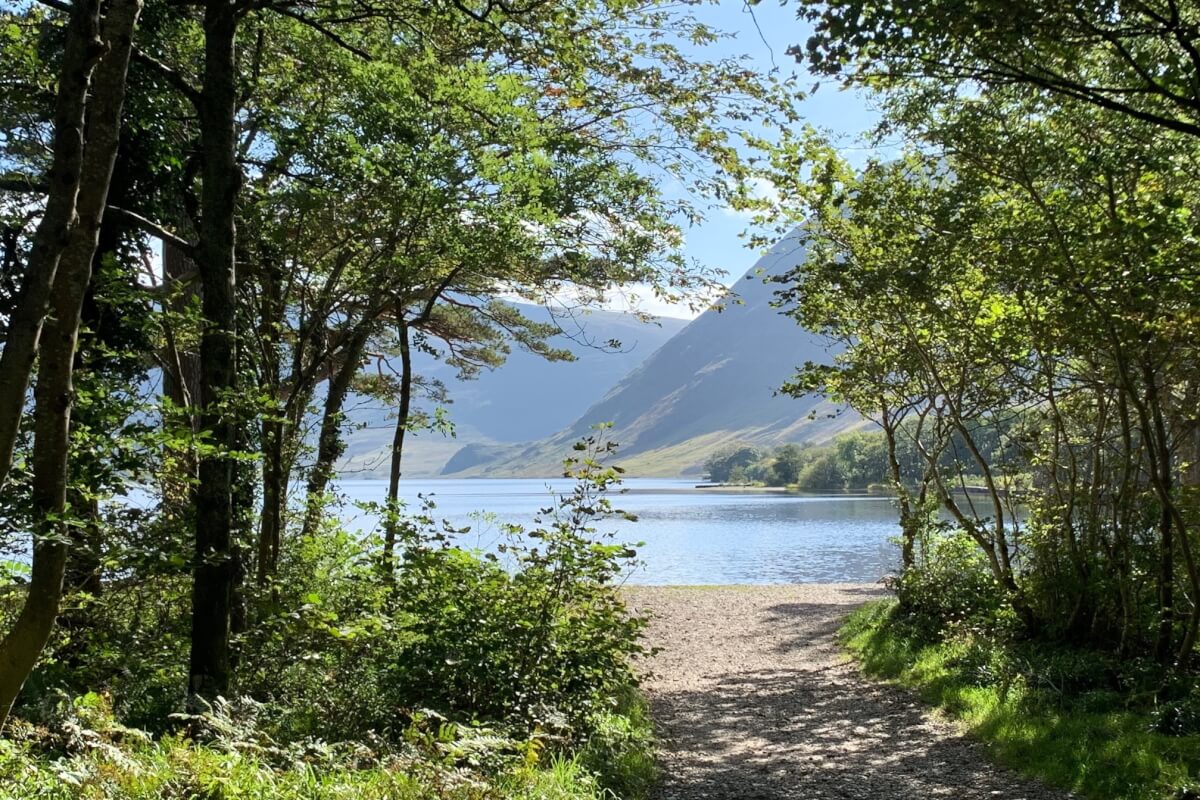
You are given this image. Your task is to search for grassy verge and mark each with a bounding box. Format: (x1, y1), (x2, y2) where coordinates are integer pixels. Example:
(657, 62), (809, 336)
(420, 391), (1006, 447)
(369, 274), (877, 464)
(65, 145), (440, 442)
(0, 686), (657, 800)
(578, 685), (658, 799)
(840, 601), (1200, 800)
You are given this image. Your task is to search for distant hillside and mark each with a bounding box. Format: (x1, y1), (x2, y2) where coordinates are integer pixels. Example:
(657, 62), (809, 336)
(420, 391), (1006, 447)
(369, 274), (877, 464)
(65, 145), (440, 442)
(337, 305), (687, 477)
(444, 234), (864, 477)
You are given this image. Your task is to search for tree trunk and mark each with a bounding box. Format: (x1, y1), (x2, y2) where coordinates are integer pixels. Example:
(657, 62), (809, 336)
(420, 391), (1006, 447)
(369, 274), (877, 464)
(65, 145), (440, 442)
(382, 319), (413, 576)
(299, 327), (371, 541)
(879, 402), (914, 571)
(0, 0), (103, 492)
(256, 253), (285, 583)
(0, 0), (140, 729)
(188, 0), (241, 706)
(258, 417), (284, 581)
(162, 240), (202, 422)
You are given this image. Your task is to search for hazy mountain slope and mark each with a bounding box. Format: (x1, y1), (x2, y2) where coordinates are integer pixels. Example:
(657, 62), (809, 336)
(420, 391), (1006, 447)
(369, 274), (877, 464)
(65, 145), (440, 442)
(337, 305), (687, 477)
(447, 235), (864, 477)
(410, 306), (687, 442)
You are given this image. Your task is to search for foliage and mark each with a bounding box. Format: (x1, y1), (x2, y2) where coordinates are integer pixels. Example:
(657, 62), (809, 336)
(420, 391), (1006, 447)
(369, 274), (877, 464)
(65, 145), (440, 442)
(0, 691), (639, 800)
(766, 39), (1200, 652)
(0, 435), (655, 797)
(576, 686), (657, 800)
(758, 3), (1200, 793)
(794, 0), (1200, 139)
(702, 444), (763, 483)
(893, 529), (1010, 640)
(842, 602), (1200, 800)
(388, 431), (647, 736)
(0, 0), (775, 781)
(701, 431), (912, 492)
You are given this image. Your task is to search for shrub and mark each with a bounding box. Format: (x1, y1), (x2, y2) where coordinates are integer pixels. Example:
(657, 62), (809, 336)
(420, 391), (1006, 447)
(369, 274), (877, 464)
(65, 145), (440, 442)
(390, 432), (647, 736)
(895, 528), (1007, 638)
(234, 430), (647, 748)
(3, 433), (651, 798)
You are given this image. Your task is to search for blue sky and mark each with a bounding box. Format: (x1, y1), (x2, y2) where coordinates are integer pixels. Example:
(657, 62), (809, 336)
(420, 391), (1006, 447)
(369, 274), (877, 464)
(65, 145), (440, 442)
(642, 1), (879, 318)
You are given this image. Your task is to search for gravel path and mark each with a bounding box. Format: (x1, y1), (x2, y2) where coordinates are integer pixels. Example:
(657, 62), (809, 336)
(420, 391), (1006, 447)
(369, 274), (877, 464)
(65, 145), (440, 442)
(624, 585), (1072, 800)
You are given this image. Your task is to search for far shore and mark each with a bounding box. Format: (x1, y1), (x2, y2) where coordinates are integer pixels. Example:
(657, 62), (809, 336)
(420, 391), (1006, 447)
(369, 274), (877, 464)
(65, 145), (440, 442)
(621, 484), (891, 497)
(620, 483), (1003, 498)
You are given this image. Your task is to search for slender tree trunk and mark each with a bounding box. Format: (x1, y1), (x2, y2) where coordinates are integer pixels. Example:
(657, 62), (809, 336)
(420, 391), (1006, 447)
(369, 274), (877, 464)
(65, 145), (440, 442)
(1154, 491), (1175, 661)
(382, 319), (413, 575)
(299, 327), (371, 541)
(0, 0), (140, 729)
(258, 418), (284, 581)
(64, 494), (103, 597)
(58, 494), (103, 671)
(256, 254), (285, 583)
(0, 0), (103, 491)
(230, 412), (252, 647)
(1135, 361), (1182, 663)
(162, 240), (202, 422)
(159, 239), (202, 529)
(188, 0), (241, 706)
(879, 402), (914, 571)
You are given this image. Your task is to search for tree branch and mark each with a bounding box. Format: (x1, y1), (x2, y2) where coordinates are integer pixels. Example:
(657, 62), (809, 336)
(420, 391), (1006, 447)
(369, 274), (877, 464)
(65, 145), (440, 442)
(107, 206), (196, 252)
(131, 48), (202, 106)
(269, 6), (373, 60)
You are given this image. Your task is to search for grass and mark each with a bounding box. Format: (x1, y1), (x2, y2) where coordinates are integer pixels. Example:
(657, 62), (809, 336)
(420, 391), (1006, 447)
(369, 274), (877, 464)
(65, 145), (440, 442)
(840, 601), (1200, 800)
(578, 684), (658, 799)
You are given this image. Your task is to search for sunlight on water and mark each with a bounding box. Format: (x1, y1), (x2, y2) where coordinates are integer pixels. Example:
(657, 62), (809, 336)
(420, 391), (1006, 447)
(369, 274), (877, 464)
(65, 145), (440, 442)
(334, 478), (900, 585)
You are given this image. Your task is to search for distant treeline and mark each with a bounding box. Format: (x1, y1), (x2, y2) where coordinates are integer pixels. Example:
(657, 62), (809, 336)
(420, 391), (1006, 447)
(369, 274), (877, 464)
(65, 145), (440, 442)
(704, 425), (999, 493)
(704, 433), (888, 492)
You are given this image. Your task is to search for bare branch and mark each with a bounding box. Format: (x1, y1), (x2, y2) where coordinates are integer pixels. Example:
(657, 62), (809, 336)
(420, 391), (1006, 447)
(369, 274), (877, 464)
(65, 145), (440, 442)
(107, 206), (195, 252)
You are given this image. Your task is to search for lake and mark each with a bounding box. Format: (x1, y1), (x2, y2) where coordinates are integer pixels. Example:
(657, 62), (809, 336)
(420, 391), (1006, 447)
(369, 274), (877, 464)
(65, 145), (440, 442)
(334, 478), (901, 585)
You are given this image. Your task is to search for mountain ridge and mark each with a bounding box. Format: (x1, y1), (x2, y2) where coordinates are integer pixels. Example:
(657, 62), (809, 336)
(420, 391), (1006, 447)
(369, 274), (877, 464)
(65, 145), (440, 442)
(337, 304), (689, 477)
(441, 234), (863, 477)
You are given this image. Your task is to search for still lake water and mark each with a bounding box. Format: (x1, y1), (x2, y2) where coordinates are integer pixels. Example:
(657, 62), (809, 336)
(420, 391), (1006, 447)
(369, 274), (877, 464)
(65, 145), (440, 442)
(334, 478), (901, 585)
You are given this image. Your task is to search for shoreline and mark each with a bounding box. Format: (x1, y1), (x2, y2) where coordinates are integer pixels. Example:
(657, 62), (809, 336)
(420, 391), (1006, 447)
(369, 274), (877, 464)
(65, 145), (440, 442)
(619, 485), (889, 497)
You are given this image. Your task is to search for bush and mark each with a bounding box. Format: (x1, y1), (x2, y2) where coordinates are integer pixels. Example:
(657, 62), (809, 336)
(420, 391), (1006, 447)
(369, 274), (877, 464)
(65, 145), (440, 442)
(895, 528), (1007, 637)
(231, 430), (647, 752)
(389, 435), (647, 737)
(2, 433), (653, 798)
(235, 526), (412, 741)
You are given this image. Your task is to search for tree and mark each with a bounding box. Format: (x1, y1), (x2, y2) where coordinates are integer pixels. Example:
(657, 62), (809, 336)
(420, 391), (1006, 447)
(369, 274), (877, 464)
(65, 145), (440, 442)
(794, 0), (1200, 138)
(770, 443), (807, 485)
(704, 444), (763, 483)
(0, 0), (142, 729)
(0, 0), (799, 717)
(769, 75), (1200, 651)
(0, 0), (104, 493)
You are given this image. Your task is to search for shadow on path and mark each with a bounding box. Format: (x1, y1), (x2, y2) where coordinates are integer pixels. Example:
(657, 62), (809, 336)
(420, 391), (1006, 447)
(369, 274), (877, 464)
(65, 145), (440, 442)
(628, 585), (1070, 800)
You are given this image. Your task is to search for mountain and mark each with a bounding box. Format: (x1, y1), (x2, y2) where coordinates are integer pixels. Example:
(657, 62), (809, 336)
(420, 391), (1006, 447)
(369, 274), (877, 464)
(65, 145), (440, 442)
(443, 234), (864, 477)
(337, 304), (688, 477)
(408, 306), (688, 443)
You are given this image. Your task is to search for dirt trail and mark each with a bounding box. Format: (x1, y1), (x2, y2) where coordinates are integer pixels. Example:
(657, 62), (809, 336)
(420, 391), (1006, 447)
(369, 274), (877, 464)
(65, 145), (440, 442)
(625, 585), (1072, 800)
